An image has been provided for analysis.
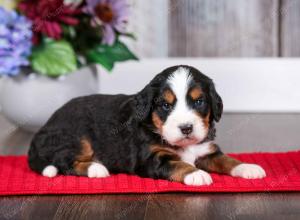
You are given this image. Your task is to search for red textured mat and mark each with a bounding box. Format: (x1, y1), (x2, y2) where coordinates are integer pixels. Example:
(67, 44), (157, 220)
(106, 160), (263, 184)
(1, 151), (300, 195)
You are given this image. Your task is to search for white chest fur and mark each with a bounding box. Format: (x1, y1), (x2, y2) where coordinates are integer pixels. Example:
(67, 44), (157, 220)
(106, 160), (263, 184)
(178, 142), (213, 166)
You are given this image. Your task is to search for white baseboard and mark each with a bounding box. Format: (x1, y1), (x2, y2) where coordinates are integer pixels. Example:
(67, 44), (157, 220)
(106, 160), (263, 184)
(98, 58), (300, 112)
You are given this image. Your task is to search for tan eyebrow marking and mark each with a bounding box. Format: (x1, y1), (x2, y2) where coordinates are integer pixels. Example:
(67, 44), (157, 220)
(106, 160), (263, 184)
(163, 89), (176, 104)
(189, 87), (203, 100)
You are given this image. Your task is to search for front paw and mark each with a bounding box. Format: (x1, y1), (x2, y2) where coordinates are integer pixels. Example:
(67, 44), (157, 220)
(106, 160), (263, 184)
(184, 170), (213, 186)
(231, 163), (266, 179)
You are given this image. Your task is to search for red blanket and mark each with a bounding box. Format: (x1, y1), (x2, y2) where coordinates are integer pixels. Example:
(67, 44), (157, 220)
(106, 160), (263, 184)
(1, 151), (300, 195)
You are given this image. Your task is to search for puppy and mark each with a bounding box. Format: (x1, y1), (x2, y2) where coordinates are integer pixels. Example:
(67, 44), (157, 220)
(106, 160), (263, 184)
(28, 65), (266, 186)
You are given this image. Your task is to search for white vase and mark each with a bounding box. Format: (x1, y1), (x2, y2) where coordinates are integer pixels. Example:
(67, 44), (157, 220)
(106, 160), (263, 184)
(0, 65), (99, 133)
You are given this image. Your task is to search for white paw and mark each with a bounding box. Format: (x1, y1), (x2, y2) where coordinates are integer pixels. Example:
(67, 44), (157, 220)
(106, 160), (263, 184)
(231, 163), (266, 179)
(42, 165), (58, 178)
(184, 170), (213, 186)
(87, 162), (110, 178)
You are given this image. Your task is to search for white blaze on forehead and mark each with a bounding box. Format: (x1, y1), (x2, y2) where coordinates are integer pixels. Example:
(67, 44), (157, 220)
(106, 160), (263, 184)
(167, 67), (192, 104)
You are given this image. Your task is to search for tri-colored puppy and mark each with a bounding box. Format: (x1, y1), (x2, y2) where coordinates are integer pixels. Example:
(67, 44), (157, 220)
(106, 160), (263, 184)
(29, 65), (266, 186)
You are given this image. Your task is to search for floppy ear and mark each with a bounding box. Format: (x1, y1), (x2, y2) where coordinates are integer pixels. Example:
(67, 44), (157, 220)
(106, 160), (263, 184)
(209, 81), (223, 122)
(134, 84), (154, 121)
(133, 74), (164, 121)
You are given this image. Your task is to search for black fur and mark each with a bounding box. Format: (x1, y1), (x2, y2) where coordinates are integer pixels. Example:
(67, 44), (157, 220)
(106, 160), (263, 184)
(28, 65), (223, 180)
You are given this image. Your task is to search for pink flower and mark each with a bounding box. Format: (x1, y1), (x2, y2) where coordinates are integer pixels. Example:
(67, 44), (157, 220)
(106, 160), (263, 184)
(19, 0), (80, 42)
(84, 0), (129, 45)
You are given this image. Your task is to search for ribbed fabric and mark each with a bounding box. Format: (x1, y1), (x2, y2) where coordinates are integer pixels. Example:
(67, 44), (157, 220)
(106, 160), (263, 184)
(0, 151), (300, 195)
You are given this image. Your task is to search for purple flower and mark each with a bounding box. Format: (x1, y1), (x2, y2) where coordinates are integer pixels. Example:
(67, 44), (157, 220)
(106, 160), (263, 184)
(0, 7), (32, 76)
(84, 0), (129, 45)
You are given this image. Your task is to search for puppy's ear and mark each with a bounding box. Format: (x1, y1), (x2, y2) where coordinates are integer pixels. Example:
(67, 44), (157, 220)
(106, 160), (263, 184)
(209, 81), (223, 122)
(134, 84), (154, 121)
(133, 75), (163, 121)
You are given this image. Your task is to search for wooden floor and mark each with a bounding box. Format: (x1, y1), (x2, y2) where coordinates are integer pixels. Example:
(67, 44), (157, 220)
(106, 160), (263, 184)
(0, 113), (300, 220)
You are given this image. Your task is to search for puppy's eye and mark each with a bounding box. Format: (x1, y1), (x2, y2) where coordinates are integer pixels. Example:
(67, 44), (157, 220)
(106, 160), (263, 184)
(162, 102), (172, 111)
(194, 99), (204, 108)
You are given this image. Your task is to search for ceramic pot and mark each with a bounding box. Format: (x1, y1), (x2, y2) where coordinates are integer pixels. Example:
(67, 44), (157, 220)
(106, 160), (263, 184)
(0, 65), (98, 133)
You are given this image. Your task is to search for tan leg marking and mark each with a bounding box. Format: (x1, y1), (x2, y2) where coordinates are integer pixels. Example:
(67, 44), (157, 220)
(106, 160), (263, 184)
(195, 153), (241, 175)
(169, 161), (198, 182)
(151, 145), (198, 183)
(73, 137), (94, 175)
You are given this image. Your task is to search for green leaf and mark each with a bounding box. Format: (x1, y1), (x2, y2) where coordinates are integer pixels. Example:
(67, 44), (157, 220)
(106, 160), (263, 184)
(86, 40), (138, 71)
(86, 48), (114, 71)
(30, 40), (78, 77)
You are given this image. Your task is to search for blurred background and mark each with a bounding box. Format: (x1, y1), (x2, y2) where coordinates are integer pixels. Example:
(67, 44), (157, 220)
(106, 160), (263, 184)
(99, 0), (300, 113)
(126, 0), (300, 57)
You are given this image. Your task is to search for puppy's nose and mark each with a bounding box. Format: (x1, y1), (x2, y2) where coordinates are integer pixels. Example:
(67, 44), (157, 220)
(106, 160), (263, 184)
(179, 124), (193, 135)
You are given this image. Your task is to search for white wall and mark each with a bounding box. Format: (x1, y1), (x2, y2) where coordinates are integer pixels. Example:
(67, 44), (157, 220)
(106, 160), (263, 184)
(98, 58), (300, 113)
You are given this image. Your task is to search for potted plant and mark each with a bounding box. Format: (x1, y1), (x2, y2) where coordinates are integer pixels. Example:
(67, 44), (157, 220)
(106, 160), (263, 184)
(0, 0), (137, 132)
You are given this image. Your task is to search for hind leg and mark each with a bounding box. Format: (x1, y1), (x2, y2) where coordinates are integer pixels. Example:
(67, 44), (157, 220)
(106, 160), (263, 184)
(73, 161), (110, 178)
(34, 133), (109, 178)
(71, 137), (110, 178)
(65, 137), (109, 178)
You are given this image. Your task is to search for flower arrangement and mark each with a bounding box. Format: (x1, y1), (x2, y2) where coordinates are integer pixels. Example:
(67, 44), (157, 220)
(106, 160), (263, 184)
(0, 7), (32, 76)
(0, 0), (137, 77)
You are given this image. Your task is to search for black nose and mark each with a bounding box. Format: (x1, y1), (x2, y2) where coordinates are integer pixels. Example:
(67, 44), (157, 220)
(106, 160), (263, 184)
(179, 124), (193, 135)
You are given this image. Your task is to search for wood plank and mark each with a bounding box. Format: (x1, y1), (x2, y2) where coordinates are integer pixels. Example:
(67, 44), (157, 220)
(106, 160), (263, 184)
(281, 0), (300, 56)
(168, 0), (279, 57)
(53, 195), (147, 220)
(1, 194), (300, 220)
(22, 196), (62, 220)
(0, 195), (147, 220)
(144, 193), (300, 220)
(0, 196), (28, 220)
(0, 196), (62, 220)
(144, 194), (211, 220)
